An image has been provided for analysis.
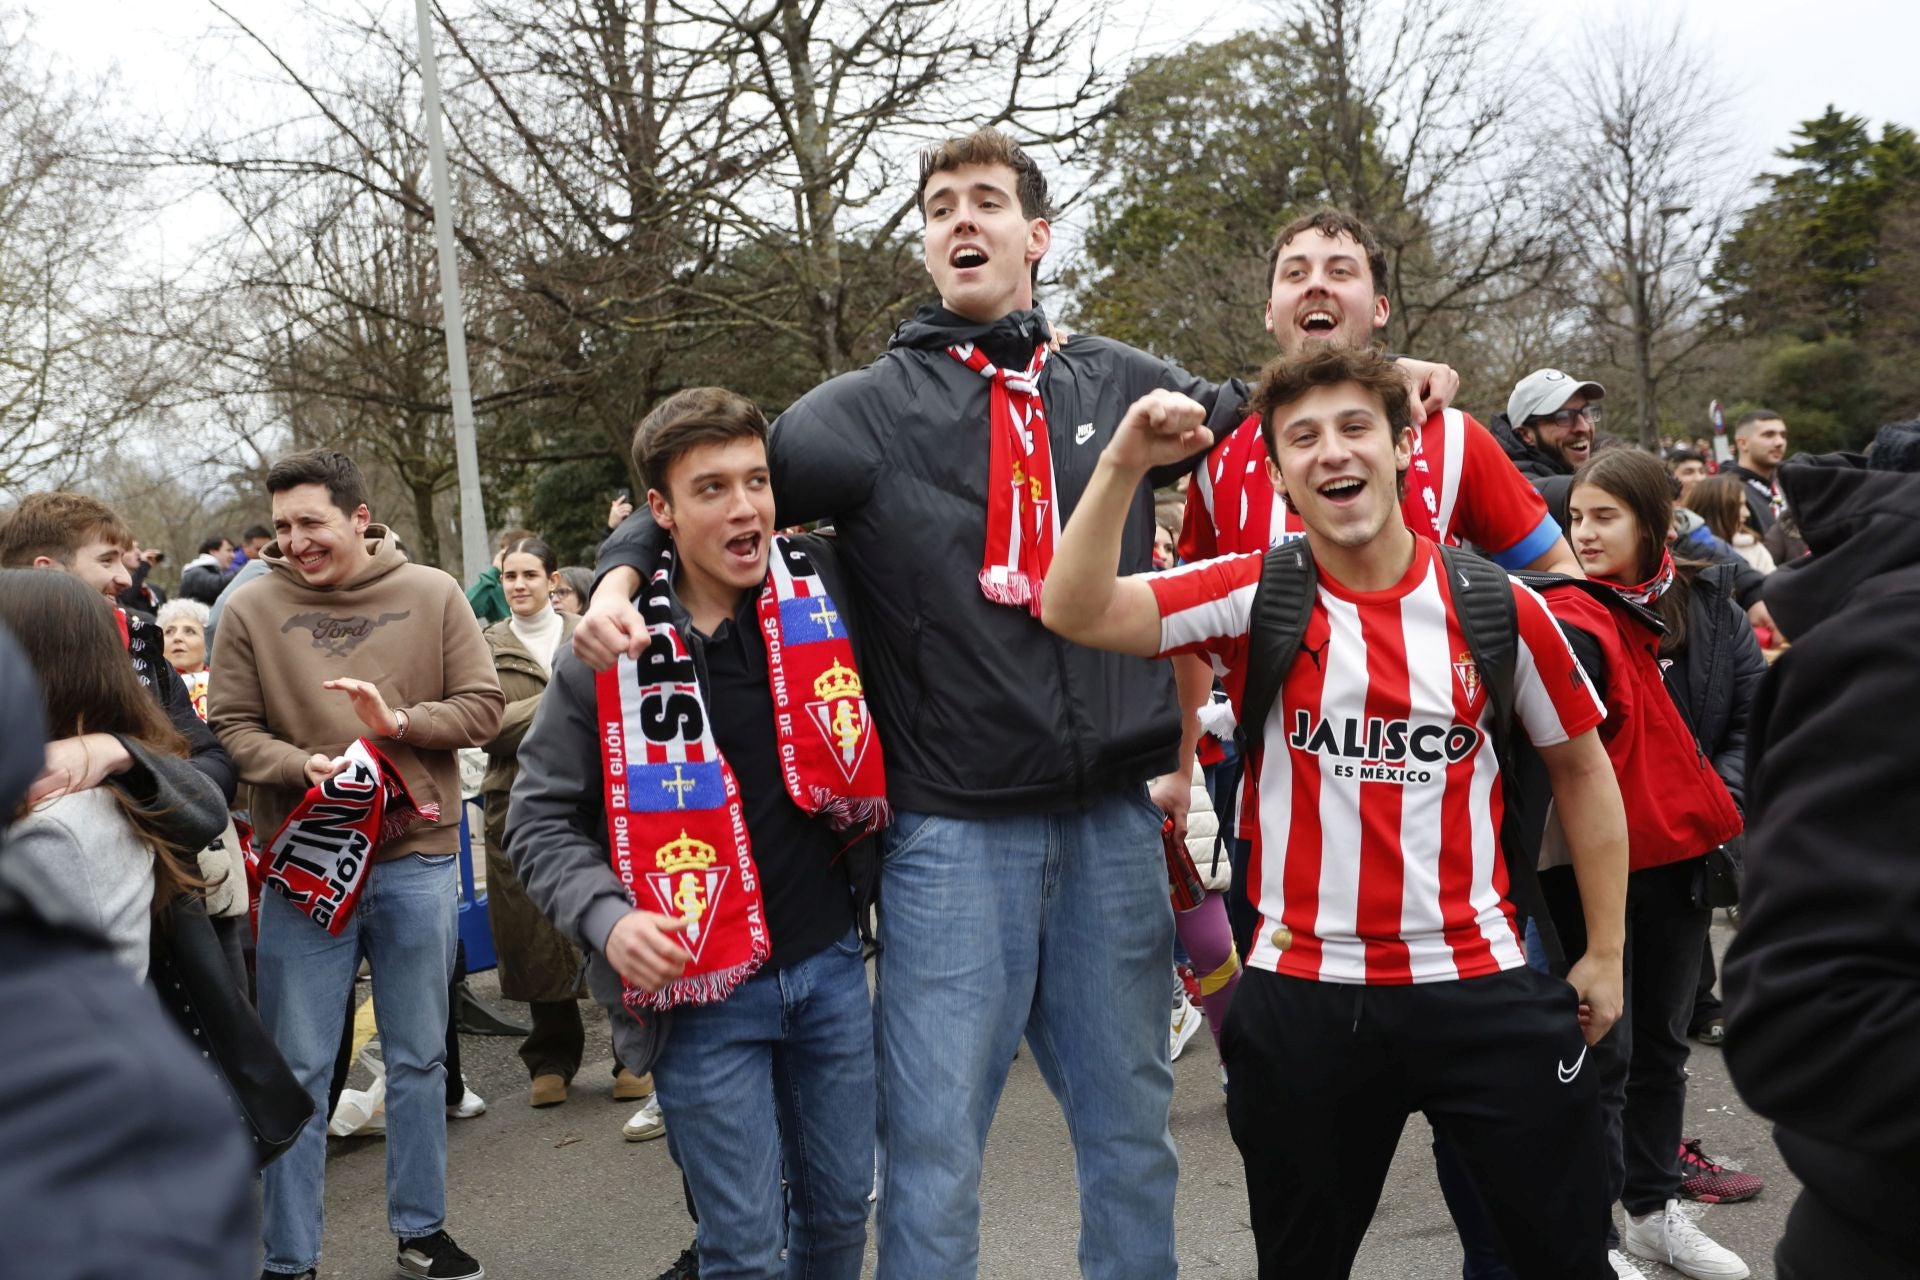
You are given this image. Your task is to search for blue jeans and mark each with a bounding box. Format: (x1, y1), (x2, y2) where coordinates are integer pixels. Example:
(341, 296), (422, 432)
(652, 928), (875, 1280)
(258, 852), (458, 1273)
(873, 790), (1179, 1280)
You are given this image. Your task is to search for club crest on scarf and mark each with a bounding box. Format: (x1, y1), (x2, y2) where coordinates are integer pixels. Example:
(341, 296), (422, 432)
(597, 536), (887, 1012)
(261, 739), (441, 935)
(643, 829), (730, 965)
(804, 660), (873, 783)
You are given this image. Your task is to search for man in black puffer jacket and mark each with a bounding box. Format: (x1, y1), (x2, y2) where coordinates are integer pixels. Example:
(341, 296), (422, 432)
(1724, 421), (1920, 1280)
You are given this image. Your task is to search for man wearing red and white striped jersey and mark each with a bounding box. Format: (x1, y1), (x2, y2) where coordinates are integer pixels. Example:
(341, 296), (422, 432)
(1042, 346), (1628, 1280)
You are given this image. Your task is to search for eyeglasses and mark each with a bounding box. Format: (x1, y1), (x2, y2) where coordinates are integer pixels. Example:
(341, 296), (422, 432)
(1528, 404), (1600, 430)
(548, 589), (576, 602)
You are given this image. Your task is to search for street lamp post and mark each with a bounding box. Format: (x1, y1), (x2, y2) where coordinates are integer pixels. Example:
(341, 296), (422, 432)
(415, 0), (490, 585)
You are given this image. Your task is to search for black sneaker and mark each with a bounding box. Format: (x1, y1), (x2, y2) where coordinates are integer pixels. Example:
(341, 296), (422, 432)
(653, 1244), (699, 1280)
(397, 1229), (484, 1279)
(262, 1271), (316, 1280)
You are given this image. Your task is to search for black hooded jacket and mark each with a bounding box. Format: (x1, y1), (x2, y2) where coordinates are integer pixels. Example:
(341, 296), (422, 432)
(1487, 411), (1574, 486)
(598, 305), (1243, 815)
(1723, 451), (1920, 1254)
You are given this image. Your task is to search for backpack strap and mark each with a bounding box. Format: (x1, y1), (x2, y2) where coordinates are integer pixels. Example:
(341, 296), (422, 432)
(1239, 540), (1317, 748)
(1439, 545), (1568, 975)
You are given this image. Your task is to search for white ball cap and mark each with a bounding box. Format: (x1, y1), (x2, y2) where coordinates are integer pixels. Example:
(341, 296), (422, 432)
(1508, 368), (1606, 426)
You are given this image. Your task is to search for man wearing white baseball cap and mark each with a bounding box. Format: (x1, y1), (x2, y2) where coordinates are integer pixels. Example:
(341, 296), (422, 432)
(1498, 369), (1608, 484)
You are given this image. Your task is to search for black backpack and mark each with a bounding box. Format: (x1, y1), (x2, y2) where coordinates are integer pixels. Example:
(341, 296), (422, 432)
(1238, 540), (1567, 973)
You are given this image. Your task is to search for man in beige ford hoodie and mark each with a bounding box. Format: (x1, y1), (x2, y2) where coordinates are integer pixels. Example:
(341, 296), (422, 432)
(210, 448), (502, 1280)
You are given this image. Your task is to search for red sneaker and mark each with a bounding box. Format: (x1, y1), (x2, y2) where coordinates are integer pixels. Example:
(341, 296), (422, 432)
(1677, 1138), (1766, 1204)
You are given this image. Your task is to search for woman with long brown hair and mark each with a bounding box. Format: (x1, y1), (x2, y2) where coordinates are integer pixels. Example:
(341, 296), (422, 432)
(0, 569), (218, 975)
(1557, 450), (1767, 1277)
(1688, 474), (1776, 575)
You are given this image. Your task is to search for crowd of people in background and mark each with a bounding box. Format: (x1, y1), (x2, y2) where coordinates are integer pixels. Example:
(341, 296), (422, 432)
(1, 124), (1917, 1280)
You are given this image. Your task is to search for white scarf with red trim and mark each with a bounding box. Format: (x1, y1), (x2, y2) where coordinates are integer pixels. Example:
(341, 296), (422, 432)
(949, 340), (1057, 614)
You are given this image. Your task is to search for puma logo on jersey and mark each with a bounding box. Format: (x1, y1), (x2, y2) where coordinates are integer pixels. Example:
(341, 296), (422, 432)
(1558, 1045), (1588, 1084)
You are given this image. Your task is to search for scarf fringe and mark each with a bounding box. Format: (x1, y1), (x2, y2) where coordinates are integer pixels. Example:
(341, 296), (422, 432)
(625, 957), (763, 1012)
(378, 800), (439, 846)
(979, 570), (1036, 607)
(807, 787), (893, 834)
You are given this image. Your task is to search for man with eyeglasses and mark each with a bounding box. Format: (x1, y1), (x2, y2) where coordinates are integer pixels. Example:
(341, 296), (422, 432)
(1496, 369), (1607, 490)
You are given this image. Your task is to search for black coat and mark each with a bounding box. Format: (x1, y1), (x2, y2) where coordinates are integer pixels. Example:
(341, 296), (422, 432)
(0, 918), (257, 1278)
(0, 625), (42, 827)
(177, 558), (228, 606)
(1724, 453), (1920, 1256)
(599, 305), (1243, 815)
(1672, 561), (1766, 808)
(0, 619), (254, 1280)
(1487, 410), (1574, 484)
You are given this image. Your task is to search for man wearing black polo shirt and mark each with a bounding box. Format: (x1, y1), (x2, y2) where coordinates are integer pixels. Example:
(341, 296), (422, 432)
(508, 388), (876, 1280)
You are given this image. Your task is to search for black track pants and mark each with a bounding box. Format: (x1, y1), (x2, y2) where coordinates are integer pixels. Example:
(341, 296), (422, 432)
(1222, 965), (1615, 1280)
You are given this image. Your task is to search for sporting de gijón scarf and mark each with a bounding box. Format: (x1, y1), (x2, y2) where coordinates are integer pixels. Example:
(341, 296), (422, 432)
(596, 538), (889, 1012)
(261, 739), (442, 935)
(950, 340), (1058, 614)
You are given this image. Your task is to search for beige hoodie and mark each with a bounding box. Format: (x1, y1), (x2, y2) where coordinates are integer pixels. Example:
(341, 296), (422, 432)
(208, 525), (504, 860)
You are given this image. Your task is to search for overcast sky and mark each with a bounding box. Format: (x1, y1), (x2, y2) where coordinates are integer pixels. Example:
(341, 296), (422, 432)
(32, 0), (1919, 273)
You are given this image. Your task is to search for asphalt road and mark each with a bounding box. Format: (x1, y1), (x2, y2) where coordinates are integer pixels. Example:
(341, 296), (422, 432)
(309, 916), (1794, 1279)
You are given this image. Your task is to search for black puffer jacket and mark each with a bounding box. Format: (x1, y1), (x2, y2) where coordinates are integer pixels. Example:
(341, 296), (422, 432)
(1670, 561), (1766, 808)
(1724, 451), (1920, 1271)
(598, 305), (1242, 815)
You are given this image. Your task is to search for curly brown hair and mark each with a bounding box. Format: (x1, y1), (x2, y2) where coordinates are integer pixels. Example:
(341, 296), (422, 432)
(1250, 346), (1413, 465)
(1266, 208), (1389, 296)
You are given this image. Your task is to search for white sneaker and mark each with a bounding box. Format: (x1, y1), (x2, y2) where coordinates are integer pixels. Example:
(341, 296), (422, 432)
(1608, 1249), (1649, 1278)
(446, 1079), (488, 1119)
(623, 1094), (665, 1142)
(1169, 992), (1202, 1061)
(1623, 1200), (1750, 1279)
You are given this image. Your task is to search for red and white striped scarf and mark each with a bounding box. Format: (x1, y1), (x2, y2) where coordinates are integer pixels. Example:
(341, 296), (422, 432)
(949, 341), (1056, 614)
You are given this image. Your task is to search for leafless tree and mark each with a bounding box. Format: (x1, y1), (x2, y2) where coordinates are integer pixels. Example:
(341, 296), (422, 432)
(678, 0), (1119, 375)
(145, 0), (1116, 537)
(1274, 0), (1563, 356)
(0, 21), (161, 495)
(1554, 17), (1733, 451)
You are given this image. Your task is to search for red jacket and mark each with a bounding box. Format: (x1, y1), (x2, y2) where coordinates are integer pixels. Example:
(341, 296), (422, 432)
(1543, 587), (1743, 872)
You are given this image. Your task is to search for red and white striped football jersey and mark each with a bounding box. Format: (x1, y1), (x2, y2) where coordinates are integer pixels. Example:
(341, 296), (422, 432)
(1178, 409), (1566, 843)
(1177, 410), (1560, 567)
(1149, 537), (1604, 985)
